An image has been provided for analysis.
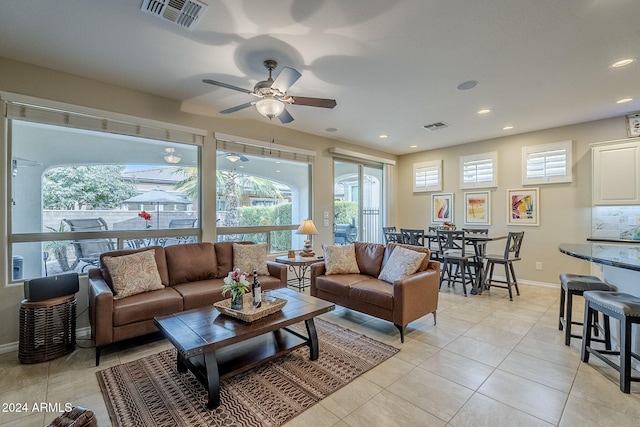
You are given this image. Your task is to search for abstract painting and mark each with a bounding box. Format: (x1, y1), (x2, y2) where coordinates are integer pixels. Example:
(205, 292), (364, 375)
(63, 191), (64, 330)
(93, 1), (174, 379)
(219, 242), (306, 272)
(507, 188), (539, 226)
(464, 191), (491, 225)
(432, 193), (453, 223)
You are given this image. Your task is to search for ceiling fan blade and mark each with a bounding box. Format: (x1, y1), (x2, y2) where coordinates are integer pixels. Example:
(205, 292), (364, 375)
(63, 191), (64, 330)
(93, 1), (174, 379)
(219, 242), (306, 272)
(220, 102), (254, 114)
(271, 66), (302, 94)
(278, 108), (294, 124)
(202, 79), (254, 95)
(287, 96), (337, 109)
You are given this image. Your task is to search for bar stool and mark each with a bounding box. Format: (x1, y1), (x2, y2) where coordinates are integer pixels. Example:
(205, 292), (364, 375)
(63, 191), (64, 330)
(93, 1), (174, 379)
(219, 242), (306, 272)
(559, 273), (614, 346)
(581, 291), (640, 393)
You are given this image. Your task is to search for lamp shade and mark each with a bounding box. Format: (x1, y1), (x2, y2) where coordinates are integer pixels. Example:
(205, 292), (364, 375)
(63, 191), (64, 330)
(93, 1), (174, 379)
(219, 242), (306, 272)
(255, 97), (285, 119)
(296, 219), (319, 235)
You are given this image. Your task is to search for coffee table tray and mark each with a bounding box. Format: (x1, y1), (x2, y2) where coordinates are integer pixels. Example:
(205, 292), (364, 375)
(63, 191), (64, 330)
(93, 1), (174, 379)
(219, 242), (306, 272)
(214, 293), (287, 322)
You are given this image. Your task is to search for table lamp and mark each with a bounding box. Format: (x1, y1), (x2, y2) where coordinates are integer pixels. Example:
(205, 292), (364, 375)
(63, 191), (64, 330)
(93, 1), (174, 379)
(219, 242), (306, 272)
(296, 219), (319, 257)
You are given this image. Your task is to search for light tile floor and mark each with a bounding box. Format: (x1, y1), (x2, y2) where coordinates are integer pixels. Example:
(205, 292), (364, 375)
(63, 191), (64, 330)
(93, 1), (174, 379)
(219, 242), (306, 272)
(1, 283), (639, 426)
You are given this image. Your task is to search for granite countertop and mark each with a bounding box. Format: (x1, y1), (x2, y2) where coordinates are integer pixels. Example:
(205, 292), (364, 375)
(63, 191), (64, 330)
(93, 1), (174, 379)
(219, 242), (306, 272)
(558, 242), (640, 272)
(587, 237), (640, 244)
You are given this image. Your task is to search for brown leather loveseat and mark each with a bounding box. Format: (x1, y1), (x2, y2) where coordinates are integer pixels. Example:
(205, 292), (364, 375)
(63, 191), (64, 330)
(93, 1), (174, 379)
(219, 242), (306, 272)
(310, 242), (440, 342)
(88, 241), (287, 364)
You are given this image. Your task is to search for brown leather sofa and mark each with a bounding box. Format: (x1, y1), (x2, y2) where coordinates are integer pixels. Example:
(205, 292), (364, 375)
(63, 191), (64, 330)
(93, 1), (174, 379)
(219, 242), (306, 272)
(310, 242), (440, 342)
(88, 242), (287, 365)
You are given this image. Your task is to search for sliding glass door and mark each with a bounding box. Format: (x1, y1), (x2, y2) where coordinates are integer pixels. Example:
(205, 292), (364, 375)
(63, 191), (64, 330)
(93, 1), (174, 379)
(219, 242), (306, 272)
(333, 160), (384, 244)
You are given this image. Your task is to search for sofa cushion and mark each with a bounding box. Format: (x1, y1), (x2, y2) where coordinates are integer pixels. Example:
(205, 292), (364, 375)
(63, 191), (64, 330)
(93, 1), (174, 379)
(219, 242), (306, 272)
(349, 279), (394, 310)
(233, 243), (269, 275)
(378, 246), (426, 283)
(165, 242), (218, 285)
(100, 246), (169, 289)
(112, 287), (183, 327)
(384, 243), (431, 272)
(323, 244), (360, 275)
(102, 250), (165, 299)
(354, 242), (385, 277)
(314, 274), (371, 297)
(214, 241), (254, 278)
(172, 279), (225, 310)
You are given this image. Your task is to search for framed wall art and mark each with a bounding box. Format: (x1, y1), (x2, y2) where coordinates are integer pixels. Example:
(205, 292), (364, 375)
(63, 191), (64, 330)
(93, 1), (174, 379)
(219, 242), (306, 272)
(464, 191), (491, 225)
(431, 193), (453, 223)
(507, 188), (539, 226)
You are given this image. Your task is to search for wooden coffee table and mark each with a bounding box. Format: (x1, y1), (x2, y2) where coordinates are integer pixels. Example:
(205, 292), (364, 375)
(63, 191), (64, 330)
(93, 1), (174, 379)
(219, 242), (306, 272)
(154, 288), (335, 409)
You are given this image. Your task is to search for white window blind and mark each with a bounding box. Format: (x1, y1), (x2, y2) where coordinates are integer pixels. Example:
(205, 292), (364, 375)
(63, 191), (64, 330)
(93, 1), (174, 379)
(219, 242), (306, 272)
(460, 151), (497, 189)
(413, 160), (442, 192)
(5, 101), (205, 145)
(217, 136), (315, 164)
(522, 141), (572, 184)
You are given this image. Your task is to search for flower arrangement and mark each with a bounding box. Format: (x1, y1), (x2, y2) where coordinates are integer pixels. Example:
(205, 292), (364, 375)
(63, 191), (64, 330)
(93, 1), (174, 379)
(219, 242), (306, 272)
(138, 210), (152, 228)
(442, 221), (456, 230)
(222, 268), (250, 307)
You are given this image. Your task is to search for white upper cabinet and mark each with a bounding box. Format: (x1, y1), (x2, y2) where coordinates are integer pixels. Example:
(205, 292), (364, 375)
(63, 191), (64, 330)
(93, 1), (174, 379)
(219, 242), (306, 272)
(592, 139), (640, 205)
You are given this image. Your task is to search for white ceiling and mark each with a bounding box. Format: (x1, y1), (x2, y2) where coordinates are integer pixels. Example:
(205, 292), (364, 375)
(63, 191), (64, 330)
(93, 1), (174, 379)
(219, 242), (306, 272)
(1, 0), (639, 155)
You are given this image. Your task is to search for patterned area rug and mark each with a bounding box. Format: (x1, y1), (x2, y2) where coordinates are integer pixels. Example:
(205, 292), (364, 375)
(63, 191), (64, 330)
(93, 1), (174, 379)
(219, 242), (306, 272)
(97, 319), (399, 427)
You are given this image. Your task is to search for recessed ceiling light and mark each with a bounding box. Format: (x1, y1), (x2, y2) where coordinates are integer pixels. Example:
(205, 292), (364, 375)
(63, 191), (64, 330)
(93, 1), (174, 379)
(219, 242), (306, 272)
(410, 144), (418, 148)
(477, 109), (491, 115)
(611, 58), (635, 68)
(503, 126), (514, 130)
(379, 134), (388, 139)
(617, 98), (633, 104)
(275, 170), (281, 173)
(457, 80), (478, 90)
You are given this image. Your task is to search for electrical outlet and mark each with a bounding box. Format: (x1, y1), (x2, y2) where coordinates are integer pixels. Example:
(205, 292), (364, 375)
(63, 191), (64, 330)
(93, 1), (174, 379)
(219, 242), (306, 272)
(323, 211), (329, 219)
(323, 219), (329, 227)
(535, 262), (543, 271)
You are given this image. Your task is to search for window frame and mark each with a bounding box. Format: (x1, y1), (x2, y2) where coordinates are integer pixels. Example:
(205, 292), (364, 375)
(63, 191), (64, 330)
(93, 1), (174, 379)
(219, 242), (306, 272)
(522, 140), (573, 185)
(4, 95), (204, 283)
(413, 160), (442, 192)
(460, 151), (498, 189)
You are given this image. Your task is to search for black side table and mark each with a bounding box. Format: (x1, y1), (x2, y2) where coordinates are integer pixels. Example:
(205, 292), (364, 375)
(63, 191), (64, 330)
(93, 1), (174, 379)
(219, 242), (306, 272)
(275, 255), (323, 291)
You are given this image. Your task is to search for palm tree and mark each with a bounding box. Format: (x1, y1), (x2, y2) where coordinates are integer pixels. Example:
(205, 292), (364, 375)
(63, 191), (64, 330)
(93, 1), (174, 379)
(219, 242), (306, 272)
(174, 166), (283, 227)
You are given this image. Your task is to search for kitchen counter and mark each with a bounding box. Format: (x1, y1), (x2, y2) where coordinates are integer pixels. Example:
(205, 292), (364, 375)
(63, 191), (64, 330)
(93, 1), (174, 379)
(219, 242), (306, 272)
(587, 237), (640, 244)
(558, 242), (640, 272)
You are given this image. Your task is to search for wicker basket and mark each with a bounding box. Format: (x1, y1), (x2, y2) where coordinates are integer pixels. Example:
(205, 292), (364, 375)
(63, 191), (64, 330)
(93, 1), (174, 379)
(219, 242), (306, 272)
(214, 293), (286, 322)
(19, 295), (76, 364)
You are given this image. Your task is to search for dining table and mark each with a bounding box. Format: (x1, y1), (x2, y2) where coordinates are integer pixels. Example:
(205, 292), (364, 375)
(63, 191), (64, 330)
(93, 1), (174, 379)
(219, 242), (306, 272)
(425, 231), (507, 294)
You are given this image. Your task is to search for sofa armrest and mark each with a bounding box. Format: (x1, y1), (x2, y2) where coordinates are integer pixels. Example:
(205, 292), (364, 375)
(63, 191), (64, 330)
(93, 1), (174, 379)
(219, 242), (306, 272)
(88, 268), (114, 347)
(310, 262), (326, 297)
(392, 266), (440, 326)
(267, 261), (288, 288)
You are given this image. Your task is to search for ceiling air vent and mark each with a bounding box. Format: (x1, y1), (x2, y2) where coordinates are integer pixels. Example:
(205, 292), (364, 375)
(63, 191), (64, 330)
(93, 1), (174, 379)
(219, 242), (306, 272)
(423, 122), (449, 131)
(141, 0), (208, 30)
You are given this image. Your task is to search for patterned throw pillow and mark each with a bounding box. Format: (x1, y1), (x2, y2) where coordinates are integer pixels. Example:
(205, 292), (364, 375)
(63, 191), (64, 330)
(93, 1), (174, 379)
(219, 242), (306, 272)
(378, 246), (426, 283)
(233, 243), (270, 276)
(323, 244), (360, 275)
(102, 249), (164, 300)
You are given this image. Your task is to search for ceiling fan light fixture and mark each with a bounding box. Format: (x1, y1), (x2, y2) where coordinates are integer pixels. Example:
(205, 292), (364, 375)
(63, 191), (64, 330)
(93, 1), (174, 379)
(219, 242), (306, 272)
(163, 147), (181, 164)
(226, 153), (241, 162)
(255, 97), (285, 119)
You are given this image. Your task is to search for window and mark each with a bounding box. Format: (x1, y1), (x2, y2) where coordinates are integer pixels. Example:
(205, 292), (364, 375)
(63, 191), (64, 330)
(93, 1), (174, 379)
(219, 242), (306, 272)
(6, 99), (203, 282)
(460, 151), (498, 189)
(413, 160), (442, 192)
(215, 135), (313, 252)
(522, 140), (573, 185)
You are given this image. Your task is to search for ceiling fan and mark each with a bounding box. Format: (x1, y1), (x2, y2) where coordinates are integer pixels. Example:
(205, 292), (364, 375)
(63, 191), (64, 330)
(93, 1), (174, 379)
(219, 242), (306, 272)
(225, 152), (248, 163)
(203, 59), (337, 124)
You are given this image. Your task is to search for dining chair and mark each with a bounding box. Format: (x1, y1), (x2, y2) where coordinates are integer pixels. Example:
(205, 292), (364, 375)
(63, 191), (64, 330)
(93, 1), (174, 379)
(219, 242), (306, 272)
(437, 230), (475, 296)
(462, 228), (489, 280)
(427, 226), (443, 262)
(481, 231), (525, 300)
(400, 228), (425, 246)
(382, 226), (397, 244)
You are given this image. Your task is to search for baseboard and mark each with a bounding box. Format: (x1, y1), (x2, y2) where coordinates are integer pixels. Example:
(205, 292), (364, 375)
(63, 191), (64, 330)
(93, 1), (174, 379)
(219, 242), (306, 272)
(488, 275), (558, 289)
(0, 326), (92, 355)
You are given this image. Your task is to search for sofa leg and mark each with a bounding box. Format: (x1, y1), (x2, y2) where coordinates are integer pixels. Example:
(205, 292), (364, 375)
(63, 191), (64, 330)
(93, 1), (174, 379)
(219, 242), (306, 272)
(395, 324), (405, 343)
(432, 311), (437, 325)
